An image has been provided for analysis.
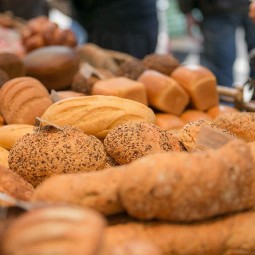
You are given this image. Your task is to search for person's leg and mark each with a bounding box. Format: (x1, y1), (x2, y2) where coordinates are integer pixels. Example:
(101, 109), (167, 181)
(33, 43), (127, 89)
(200, 14), (239, 87)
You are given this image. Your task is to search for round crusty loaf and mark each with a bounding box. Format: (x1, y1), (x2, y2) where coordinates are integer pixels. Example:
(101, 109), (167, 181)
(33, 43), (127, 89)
(9, 125), (106, 187)
(2, 206), (105, 255)
(0, 77), (52, 125)
(214, 112), (255, 142)
(0, 124), (34, 150)
(41, 95), (156, 138)
(0, 165), (34, 206)
(104, 122), (177, 165)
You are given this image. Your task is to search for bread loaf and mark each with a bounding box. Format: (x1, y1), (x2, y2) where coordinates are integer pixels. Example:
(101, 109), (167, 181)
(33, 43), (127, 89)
(9, 126), (106, 187)
(101, 211), (255, 255)
(0, 124), (34, 150)
(138, 70), (189, 115)
(119, 139), (255, 221)
(0, 165), (34, 205)
(41, 95), (156, 138)
(2, 206), (105, 255)
(155, 113), (186, 131)
(0, 77), (52, 125)
(171, 64), (219, 111)
(214, 112), (255, 142)
(91, 77), (148, 105)
(180, 109), (213, 123)
(32, 167), (125, 215)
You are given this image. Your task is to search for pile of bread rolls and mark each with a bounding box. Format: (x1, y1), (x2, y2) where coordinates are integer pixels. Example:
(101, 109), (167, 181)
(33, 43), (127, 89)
(0, 36), (255, 254)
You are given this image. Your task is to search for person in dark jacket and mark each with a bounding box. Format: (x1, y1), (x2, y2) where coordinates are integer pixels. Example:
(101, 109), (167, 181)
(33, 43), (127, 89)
(178, 0), (255, 87)
(70, 0), (158, 59)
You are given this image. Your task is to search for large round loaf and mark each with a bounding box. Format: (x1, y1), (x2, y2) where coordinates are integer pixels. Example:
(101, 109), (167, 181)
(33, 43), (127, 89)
(41, 95), (156, 138)
(0, 77), (52, 125)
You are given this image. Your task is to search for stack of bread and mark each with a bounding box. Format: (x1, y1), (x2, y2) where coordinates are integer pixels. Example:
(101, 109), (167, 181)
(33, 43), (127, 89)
(0, 36), (254, 254)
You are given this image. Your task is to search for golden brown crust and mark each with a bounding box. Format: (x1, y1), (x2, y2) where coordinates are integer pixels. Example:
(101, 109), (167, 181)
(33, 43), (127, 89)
(207, 104), (239, 119)
(101, 211), (255, 255)
(180, 109), (213, 123)
(0, 77), (52, 125)
(41, 95), (156, 139)
(214, 112), (255, 142)
(155, 113), (186, 131)
(0, 147), (9, 168)
(171, 64), (219, 111)
(104, 122), (176, 165)
(32, 167), (125, 216)
(2, 206), (105, 255)
(178, 119), (236, 151)
(0, 165), (34, 205)
(119, 140), (255, 221)
(9, 126), (106, 187)
(138, 70), (189, 115)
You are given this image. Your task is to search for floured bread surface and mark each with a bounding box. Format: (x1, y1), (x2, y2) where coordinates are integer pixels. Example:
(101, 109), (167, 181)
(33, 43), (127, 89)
(41, 95), (156, 138)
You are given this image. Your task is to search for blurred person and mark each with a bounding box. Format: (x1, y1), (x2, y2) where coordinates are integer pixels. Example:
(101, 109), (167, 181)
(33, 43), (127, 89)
(70, 0), (158, 59)
(0, 0), (49, 20)
(178, 0), (255, 87)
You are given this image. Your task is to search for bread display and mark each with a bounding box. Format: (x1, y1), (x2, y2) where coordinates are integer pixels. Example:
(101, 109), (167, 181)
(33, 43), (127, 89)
(0, 124), (34, 150)
(180, 109), (213, 123)
(104, 122), (178, 165)
(91, 77), (148, 105)
(178, 119), (236, 151)
(207, 104), (239, 119)
(0, 77), (52, 125)
(23, 46), (80, 90)
(1, 206), (105, 255)
(138, 70), (189, 115)
(171, 64), (219, 111)
(142, 53), (180, 75)
(119, 140), (255, 221)
(155, 113), (186, 131)
(0, 165), (34, 205)
(41, 95), (156, 138)
(214, 112), (255, 142)
(8, 125), (106, 187)
(32, 168), (125, 215)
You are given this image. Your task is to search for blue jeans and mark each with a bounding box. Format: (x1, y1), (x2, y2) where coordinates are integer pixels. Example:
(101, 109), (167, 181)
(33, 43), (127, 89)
(200, 13), (255, 87)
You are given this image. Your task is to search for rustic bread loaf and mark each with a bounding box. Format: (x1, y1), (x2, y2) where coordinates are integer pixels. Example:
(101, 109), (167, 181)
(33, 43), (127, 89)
(0, 77), (52, 125)
(101, 211), (255, 255)
(119, 139), (255, 221)
(0, 124), (34, 150)
(171, 64), (219, 111)
(104, 122), (178, 165)
(41, 95), (156, 138)
(214, 112), (255, 142)
(138, 70), (189, 115)
(2, 206), (105, 255)
(0, 165), (34, 206)
(9, 126), (106, 187)
(91, 77), (148, 105)
(32, 167), (125, 216)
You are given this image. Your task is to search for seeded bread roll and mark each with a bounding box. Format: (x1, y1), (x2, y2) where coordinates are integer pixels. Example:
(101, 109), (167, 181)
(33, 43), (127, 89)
(104, 122), (177, 165)
(214, 112), (255, 142)
(41, 95), (156, 139)
(2, 206), (106, 255)
(138, 70), (189, 115)
(178, 119), (236, 151)
(0, 124), (34, 150)
(101, 211), (255, 255)
(0, 165), (34, 206)
(32, 167), (125, 216)
(171, 64), (219, 111)
(0, 77), (52, 125)
(9, 126), (106, 187)
(119, 139), (255, 221)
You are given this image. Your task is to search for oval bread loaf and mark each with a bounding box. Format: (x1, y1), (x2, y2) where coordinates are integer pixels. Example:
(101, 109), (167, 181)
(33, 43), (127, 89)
(41, 95), (156, 138)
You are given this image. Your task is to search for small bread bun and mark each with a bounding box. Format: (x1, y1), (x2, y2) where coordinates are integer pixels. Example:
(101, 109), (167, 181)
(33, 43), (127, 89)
(0, 77), (52, 125)
(23, 46), (80, 90)
(2, 206), (105, 255)
(180, 109), (213, 123)
(9, 125), (106, 187)
(155, 113), (186, 130)
(104, 122), (177, 165)
(207, 104), (239, 119)
(0, 165), (34, 205)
